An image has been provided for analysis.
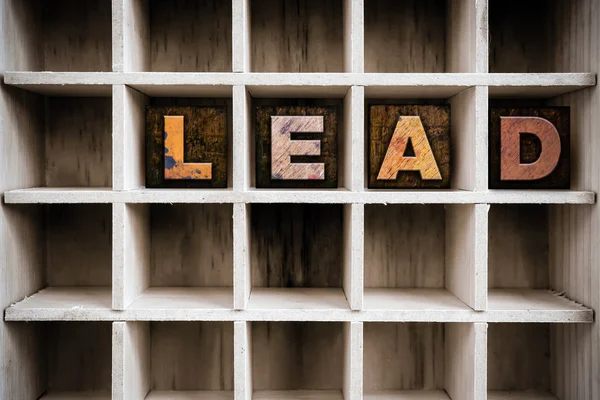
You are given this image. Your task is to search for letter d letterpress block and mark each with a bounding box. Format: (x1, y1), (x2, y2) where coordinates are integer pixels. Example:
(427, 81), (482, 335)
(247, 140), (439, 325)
(368, 105), (450, 188)
(256, 105), (338, 188)
(146, 105), (227, 188)
(489, 107), (570, 189)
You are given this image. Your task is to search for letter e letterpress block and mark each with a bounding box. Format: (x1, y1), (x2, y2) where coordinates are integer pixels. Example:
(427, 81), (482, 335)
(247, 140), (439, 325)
(146, 105), (228, 188)
(489, 107), (569, 189)
(368, 105), (450, 189)
(256, 105), (338, 188)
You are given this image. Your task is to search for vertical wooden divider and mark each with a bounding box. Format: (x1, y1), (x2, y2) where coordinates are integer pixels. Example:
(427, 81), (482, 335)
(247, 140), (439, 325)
(235, 321), (253, 400)
(445, 322), (488, 400)
(446, 204), (488, 311)
(113, 321), (150, 400)
(343, 203), (364, 311)
(233, 203), (251, 310)
(447, 0), (489, 73)
(343, 0), (364, 73)
(233, 0), (251, 72)
(343, 322), (363, 400)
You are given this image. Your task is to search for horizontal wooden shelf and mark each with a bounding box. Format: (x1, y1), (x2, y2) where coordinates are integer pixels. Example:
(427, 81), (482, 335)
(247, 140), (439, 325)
(253, 390), (343, 400)
(41, 391), (111, 400)
(487, 391), (558, 400)
(364, 391), (451, 400)
(6, 288), (592, 323)
(3, 72), (595, 98)
(4, 188), (595, 205)
(247, 288), (349, 310)
(145, 391), (233, 400)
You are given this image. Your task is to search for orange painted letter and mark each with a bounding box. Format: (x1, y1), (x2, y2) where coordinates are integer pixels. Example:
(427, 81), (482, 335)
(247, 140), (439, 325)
(500, 116), (561, 180)
(164, 116), (212, 180)
(377, 116), (442, 180)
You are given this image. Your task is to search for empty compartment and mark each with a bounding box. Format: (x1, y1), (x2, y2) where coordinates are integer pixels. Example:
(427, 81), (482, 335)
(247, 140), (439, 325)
(5, 0), (111, 71)
(127, 204), (234, 309)
(32, 322), (112, 399)
(144, 0), (232, 72)
(489, 0), (593, 73)
(488, 205), (591, 313)
(248, 203), (348, 309)
(488, 323), (556, 399)
(365, 0), (447, 73)
(364, 322), (482, 399)
(250, 0), (344, 72)
(364, 205), (473, 311)
(251, 321), (344, 399)
(116, 321), (233, 399)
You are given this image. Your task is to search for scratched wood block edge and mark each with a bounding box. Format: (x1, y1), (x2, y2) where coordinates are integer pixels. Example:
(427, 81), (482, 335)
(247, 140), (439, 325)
(368, 104), (451, 189)
(146, 105), (228, 188)
(255, 104), (338, 188)
(489, 106), (570, 189)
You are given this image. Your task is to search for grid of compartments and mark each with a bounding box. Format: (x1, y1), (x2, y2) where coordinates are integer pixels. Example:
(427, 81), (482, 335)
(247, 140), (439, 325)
(1, 1), (598, 400)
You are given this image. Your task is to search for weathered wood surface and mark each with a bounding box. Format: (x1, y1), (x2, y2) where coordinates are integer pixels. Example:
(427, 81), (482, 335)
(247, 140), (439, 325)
(250, 0), (343, 72)
(252, 322), (343, 390)
(368, 105), (450, 189)
(251, 204), (342, 288)
(271, 116), (325, 180)
(256, 105), (337, 188)
(489, 107), (569, 189)
(146, 104), (227, 188)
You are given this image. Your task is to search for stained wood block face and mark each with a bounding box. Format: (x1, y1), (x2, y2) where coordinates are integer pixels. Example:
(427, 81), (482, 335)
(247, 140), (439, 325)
(489, 107), (570, 189)
(146, 105), (227, 188)
(368, 105), (450, 189)
(256, 105), (337, 188)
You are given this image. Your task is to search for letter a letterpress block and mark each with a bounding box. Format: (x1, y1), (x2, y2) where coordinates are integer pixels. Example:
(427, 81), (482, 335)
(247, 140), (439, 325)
(256, 105), (337, 188)
(146, 105), (227, 188)
(368, 105), (450, 188)
(489, 107), (569, 189)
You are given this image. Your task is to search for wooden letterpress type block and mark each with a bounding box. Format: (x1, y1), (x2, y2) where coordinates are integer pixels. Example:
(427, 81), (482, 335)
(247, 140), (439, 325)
(146, 105), (227, 188)
(256, 104), (338, 188)
(489, 107), (570, 189)
(368, 105), (450, 189)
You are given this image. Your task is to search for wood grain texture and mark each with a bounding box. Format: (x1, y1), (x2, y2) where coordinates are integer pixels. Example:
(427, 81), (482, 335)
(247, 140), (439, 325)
(256, 104), (338, 188)
(251, 204), (342, 288)
(149, 0), (232, 72)
(488, 205), (548, 289)
(489, 107), (570, 189)
(271, 116), (325, 180)
(46, 204), (112, 286)
(146, 103), (228, 188)
(47, 322), (112, 391)
(488, 323), (550, 392)
(363, 323), (444, 391)
(41, 0), (112, 71)
(46, 97), (112, 187)
(252, 322), (343, 390)
(250, 0), (343, 72)
(489, 0), (554, 73)
(364, 0), (446, 73)
(364, 205), (445, 288)
(368, 105), (450, 189)
(150, 322), (233, 390)
(150, 204), (233, 287)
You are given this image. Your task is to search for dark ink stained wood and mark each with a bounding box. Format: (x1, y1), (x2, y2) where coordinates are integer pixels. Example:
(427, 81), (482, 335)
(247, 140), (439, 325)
(146, 101), (228, 188)
(251, 204), (342, 288)
(489, 107), (570, 189)
(256, 103), (338, 188)
(252, 322), (343, 390)
(368, 105), (451, 189)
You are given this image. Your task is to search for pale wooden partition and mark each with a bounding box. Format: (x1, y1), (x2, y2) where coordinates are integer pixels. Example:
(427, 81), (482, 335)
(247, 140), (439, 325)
(0, 0), (598, 400)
